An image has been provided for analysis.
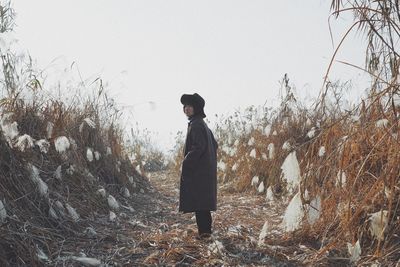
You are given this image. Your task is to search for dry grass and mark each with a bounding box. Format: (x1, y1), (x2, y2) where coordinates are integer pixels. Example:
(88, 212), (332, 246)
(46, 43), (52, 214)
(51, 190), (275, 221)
(1, 0), (399, 265)
(0, 86), (153, 265)
(0, 4), (153, 264)
(171, 73), (400, 264)
(173, 1), (400, 263)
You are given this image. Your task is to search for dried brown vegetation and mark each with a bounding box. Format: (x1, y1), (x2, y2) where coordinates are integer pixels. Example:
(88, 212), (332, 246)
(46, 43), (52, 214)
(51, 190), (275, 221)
(1, 0), (399, 265)
(173, 1), (400, 264)
(0, 3), (152, 265)
(171, 1), (400, 263)
(183, 74), (398, 265)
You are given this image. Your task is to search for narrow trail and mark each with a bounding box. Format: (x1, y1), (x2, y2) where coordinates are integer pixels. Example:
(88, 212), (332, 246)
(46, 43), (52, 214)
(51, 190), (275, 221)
(79, 170), (323, 266)
(116, 170), (302, 266)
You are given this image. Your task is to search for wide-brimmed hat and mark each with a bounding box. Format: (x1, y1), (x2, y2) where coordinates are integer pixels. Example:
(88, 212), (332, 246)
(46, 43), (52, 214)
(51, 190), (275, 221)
(180, 93), (206, 118)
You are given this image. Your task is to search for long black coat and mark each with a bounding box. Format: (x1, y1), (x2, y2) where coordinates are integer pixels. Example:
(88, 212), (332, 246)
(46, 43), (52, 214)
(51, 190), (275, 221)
(179, 116), (218, 213)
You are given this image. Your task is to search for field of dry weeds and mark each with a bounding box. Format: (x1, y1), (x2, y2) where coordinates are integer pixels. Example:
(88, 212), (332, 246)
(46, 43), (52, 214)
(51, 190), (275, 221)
(1, 0), (400, 266)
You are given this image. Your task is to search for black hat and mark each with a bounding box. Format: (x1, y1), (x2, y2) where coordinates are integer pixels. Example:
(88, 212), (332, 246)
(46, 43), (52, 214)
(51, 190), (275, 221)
(180, 93), (206, 118)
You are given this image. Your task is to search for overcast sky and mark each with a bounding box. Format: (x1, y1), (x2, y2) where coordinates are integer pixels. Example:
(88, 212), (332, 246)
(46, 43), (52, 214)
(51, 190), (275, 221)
(13, 0), (368, 151)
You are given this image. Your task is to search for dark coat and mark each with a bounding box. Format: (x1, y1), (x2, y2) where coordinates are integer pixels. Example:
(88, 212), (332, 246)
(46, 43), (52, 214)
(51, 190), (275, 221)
(179, 116), (218, 213)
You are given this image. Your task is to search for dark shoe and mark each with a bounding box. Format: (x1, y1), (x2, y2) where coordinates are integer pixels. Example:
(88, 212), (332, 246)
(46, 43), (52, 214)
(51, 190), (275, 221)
(196, 233), (212, 241)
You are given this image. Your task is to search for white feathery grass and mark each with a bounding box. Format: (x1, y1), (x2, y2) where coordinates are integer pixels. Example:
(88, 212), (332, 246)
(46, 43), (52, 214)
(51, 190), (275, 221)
(0, 200), (7, 223)
(318, 146), (326, 157)
(282, 191), (304, 232)
(86, 148), (94, 162)
(266, 187), (274, 203)
(258, 221), (269, 247)
(35, 139), (50, 153)
(267, 143), (275, 159)
(232, 163), (238, 171)
(217, 160), (226, 171)
(257, 181), (265, 193)
(281, 152), (301, 192)
(336, 171), (347, 187)
(16, 134), (35, 151)
(0, 113), (13, 123)
(107, 195), (119, 210)
(222, 145), (232, 155)
(347, 240), (361, 263)
(37, 178), (49, 197)
(30, 164), (40, 181)
(54, 165), (62, 180)
(29, 165), (48, 197)
(71, 256), (101, 266)
(248, 137), (255, 146)
(249, 148), (257, 158)
(54, 136), (70, 153)
(109, 211), (117, 222)
(94, 151), (101, 160)
(123, 187), (130, 198)
(384, 186), (391, 199)
(0, 113), (19, 145)
(115, 164), (121, 172)
(55, 201), (66, 216)
(306, 196), (321, 224)
(49, 206), (58, 220)
(97, 188), (106, 198)
(66, 203), (80, 222)
(307, 127), (316, 138)
(36, 246), (49, 262)
(261, 153), (268, 161)
(282, 141), (291, 151)
(376, 119), (389, 128)
(393, 93), (400, 107)
(368, 210), (388, 241)
(2, 121), (19, 144)
(78, 123), (84, 133)
(251, 176), (259, 187)
(135, 165), (142, 175)
(263, 125), (271, 136)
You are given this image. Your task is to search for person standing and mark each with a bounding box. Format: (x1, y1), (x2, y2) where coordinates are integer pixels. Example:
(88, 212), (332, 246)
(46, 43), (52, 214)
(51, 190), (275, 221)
(179, 93), (218, 239)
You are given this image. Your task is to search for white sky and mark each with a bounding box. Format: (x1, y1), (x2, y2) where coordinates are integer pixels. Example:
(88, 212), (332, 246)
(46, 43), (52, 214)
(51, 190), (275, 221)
(13, 0), (369, 151)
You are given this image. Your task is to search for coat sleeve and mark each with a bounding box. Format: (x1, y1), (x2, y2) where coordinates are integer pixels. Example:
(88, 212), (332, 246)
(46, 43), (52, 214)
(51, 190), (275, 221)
(182, 124), (207, 171)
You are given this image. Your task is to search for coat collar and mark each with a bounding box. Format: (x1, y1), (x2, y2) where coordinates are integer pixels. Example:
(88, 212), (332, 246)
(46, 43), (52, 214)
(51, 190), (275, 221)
(188, 114), (203, 124)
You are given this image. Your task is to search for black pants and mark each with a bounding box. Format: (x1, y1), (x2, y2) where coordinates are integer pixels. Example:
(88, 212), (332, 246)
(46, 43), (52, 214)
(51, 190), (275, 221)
(195, 211), (212, 234)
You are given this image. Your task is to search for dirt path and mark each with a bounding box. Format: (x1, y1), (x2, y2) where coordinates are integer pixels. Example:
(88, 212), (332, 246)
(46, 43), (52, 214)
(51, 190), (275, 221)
(119, 170), (302, 266)
(75, 170), (315, 266)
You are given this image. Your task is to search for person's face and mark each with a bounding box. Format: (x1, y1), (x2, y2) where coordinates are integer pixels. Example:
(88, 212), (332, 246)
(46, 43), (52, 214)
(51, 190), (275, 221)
(184, 105), (194, 118)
